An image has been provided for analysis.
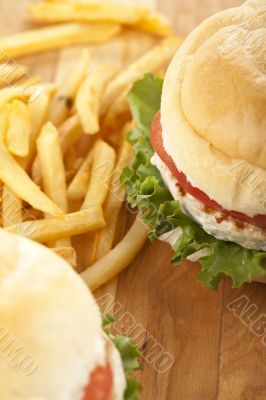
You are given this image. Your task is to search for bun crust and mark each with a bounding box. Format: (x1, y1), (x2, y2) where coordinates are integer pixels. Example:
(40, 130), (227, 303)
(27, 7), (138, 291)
(161, 0), (266, 216)
(0, 230), (114, 400)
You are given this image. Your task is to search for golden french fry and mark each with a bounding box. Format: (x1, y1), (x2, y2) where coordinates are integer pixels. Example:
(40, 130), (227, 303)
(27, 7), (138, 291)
(0, 103), (11, 141)
(136, 12), (173, 37)
(49, 49), (90, 127)
(91, 139), (133, 263)
(64, 148), (85, 185)
(81, 140), (116, 209)
(37, 122), (70, 247)
(6, 100), (31, 157)
(64, 146), (77, 173)
(81, 217), (149, 291)
(12, 76), (42, 93)
(101, 37), (182, 114)
(53, 246), (77, 268)
(0, 22), (121, 58)
(79, 140), (117, 268)
(59, 114), (83, 154)
(102, 92), (130, 134)
(31, 113), (82, 186)
(64, 147), (80, 184)
(113, 203), (128, 246)
(0, 62), (28, 87)
(2, 186), (22, 227)
(20, 86), (55, 171)
(65, 157), (84, 184)
(28, 2), (148, 25)
(31, 158), (42, 187)
(0, 87), (29, 107)
(67, 147), (94, 200)
(76, 64), (117, 134)
(6, 207), (106, 242)
(37, 122), (68, 213)
(41, 83), (58, 97)
(0, 141), (63, 217)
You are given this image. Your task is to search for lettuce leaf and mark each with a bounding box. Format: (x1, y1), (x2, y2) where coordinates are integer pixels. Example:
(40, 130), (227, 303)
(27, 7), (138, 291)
(103, 315), (142, 400)
(121, 74), (266, 290)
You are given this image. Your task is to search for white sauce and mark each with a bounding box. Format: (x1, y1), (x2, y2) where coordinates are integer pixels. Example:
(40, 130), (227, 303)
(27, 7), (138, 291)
(151, 153), (266, 251)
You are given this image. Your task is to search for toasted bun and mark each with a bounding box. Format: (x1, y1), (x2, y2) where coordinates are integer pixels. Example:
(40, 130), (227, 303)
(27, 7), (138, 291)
(161, 0), (266, 216)
(0, 229), (125, 400)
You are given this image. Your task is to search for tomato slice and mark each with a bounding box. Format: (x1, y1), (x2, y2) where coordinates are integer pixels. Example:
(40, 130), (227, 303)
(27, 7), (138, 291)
(150, 112), (266, 229)
(82, 363), (113, 400)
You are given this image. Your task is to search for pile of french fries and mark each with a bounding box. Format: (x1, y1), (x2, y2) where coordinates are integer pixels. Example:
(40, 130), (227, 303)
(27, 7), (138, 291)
(0, 0), (182, 291)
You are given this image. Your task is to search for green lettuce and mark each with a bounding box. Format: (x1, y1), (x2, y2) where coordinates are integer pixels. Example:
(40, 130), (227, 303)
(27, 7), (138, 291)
(121, 74), (266, 290)
(103, 315), (142, 400)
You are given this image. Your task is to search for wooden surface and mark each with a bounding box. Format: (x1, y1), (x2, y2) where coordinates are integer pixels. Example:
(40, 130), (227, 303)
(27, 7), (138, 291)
(1, 1), (265, 399)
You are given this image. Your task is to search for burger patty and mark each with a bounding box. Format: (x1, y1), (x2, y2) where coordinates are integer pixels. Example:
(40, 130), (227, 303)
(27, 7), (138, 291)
(151, 153), (266, 251)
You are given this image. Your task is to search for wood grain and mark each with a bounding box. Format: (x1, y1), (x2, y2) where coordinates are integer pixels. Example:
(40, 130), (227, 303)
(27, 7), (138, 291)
(0, 1), (265, 400)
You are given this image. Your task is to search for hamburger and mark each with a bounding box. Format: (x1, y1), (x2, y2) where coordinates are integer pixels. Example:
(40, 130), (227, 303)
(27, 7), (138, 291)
(0, 229), (140, 400)
(121, 0), (266, 290)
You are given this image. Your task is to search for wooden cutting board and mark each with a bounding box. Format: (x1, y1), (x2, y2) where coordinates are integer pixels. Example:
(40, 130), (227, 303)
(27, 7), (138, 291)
(0, 1), (265, 399)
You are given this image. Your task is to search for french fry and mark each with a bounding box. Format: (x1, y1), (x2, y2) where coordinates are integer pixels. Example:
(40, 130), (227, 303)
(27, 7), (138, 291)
(75, 132), (95, 158)
(94, 204), (128, 300)
(28, 2), (148, 25)
(76, 64), (117, 134)
(6, 100), (31, 157)
(53, 246), (77, 268)
(31, 113), (83, 186)
(91, 139), (133, 263)
(65, 156), (84, 184)
(81, 140), (116, 209)
(101, 37), (182, 114)
(102, 92), (130, 134)
(0, 87), (29, 107)
(31, 159), (42, 187)
(0, 62), (28, 87)
(113, 203), (128, 246)
(136, 12), (173, 37)
(37, 122), (68, 213)
(67, 147), (94, 200)
(48, 49), (90, 127)
(35, 1), (172, 37)
(0, 140), (63, 217)
(6, 207), (106, 242)
(64, 146), (77, 175)
(81, 217), (149, 291)
(64, 147), (85, 184)
(20, 86), (55, 171)
(2, 186), (22, 227)
(12, 76), (42, 93)
(0, 22), (121, 58)
(78, 140), (118, 267)
(40, 83), (58, 97)
(37, 122), (70, 247)
(59, 114), (83, 154)
(0, 103), (11, 141)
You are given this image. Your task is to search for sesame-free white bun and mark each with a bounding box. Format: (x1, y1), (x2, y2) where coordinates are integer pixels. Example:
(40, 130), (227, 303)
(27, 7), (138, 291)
(161, 0), (266, 217)
(0, 229), (125, 400)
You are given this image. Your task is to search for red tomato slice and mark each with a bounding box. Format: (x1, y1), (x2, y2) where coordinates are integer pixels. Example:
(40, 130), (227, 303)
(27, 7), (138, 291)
(150, 112), (266, 229)
(82, 363), (113, 400)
